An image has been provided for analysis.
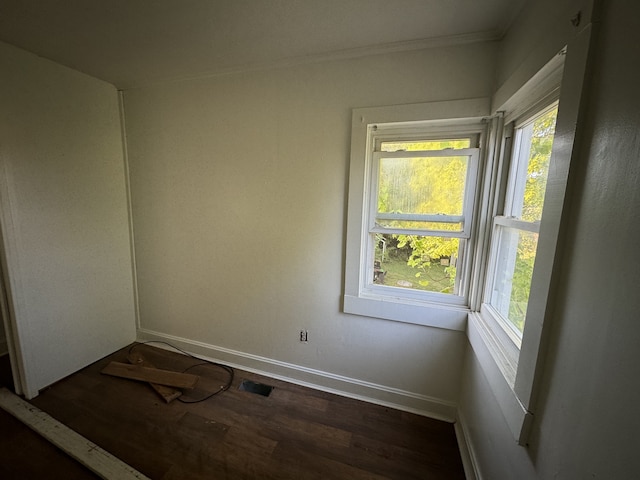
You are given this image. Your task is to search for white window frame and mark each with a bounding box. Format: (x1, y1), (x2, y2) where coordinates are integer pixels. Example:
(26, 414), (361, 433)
(364, 126), (480, 304)
(343, 19), (592, 446)
(483, 100), (560, 351)
(343, 98), (490, 331)
(468, 22), (592, 445)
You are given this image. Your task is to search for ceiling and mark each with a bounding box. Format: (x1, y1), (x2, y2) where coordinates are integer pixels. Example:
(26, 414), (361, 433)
(0, 0), (526, 89)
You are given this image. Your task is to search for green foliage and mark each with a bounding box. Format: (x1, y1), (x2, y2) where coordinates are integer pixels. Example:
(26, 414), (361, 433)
(376, 139), (469, 291)
(397, 234), (458, 290)
(376, 253), (454, 293)
(373, 108), (558, 307)
(378, 139), (470, 225)
(508, 232), (539, 331)
(506, 108), (557, 330)
(521, 108), (557, 222)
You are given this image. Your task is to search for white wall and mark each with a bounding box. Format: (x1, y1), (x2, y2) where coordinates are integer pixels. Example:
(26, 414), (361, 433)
(493, 0), (589, 108)
(459, 0), (640, 478)
(0, 41), (137, 396)
(124, 42), (497, 417)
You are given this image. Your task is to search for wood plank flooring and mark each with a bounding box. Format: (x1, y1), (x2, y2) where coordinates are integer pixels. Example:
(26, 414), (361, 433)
(0, 354), (99, 479)
(0, 405), (102, 479)
(22, 344), (465, 479)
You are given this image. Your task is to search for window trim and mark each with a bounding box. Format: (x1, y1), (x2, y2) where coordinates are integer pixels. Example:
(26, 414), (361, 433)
(370, 143), (479, 231)
(473, 70), (565, 444)
(468, 19), (593, 445)
(343, 98), (490, 330)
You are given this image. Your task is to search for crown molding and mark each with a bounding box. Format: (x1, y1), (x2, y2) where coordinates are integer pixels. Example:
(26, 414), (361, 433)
(123, 30), (501, 90)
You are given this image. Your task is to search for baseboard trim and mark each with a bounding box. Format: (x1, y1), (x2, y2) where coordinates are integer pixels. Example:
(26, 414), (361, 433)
(136, 328), (457, 422)
(455, 409), (482, 480)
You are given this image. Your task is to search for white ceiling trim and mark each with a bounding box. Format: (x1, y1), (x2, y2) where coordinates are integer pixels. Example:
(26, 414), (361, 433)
(122, 30), (502, 90)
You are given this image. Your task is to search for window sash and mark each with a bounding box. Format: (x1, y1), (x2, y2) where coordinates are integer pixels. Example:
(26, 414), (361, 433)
(483, 103), (557, 343)
(360, 142), (480, 305)
(360, 133), (481, 302)
(369, 148), (479, 239)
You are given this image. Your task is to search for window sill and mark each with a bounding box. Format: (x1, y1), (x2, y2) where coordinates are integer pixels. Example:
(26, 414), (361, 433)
(467, 311), (532, 445)
(343, 294), (468, 331)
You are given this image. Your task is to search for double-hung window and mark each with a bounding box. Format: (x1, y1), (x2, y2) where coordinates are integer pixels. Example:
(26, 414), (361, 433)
(344, 99), (489, 329)
(344, 36), (588, 445)
(485, 104), (558, 347)
(468, 95), (564, 445)
(369, 131), (479, 300)
(464, 41), (593, 445)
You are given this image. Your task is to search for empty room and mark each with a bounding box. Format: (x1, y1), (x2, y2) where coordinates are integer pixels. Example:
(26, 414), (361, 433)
(0, 0), (639, 479)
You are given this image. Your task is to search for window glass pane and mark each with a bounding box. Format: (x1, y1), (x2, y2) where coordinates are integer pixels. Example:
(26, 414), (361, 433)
(490, 227), (539, 333)
(511, 107), (558, 222)
(372, 233), (460, 294)
(381, 139), (470, 152)
(376, 155), (467, 231)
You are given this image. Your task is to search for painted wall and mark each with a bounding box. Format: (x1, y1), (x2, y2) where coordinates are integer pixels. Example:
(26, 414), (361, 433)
(0, 41), (137, 396)
(493, 0), (589, 107)
(459, 0), (640, 478)
(123, 43), (497, 416)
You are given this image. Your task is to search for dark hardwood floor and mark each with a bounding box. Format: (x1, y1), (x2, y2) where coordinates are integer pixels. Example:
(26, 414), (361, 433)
(0, 406), (101, 479)
(0, 353), (14, 390)
(6, 345), (466, 479)
(0, 354), (99, 479)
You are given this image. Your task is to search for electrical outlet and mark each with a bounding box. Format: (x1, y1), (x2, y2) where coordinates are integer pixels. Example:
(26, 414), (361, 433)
(299, 329), (308, 342)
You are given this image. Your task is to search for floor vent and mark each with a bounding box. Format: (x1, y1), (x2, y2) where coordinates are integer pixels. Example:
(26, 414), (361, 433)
(238, 379), (274, 397)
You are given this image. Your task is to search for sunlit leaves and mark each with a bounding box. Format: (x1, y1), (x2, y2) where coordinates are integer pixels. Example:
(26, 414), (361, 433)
(374, 139), (472, 292)
(501, 107), (558, 331)
(377, 139), (470, 236)
(521, 108), (557, 222)
(378, 156), (466, 221)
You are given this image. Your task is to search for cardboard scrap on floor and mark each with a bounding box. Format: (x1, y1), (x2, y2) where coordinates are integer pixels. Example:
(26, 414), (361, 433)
(101, 361), (199, 394)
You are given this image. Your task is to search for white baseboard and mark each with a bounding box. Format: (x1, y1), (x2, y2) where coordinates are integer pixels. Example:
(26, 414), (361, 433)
(136, 328), (457, 422)
(455, 409), (482, 480)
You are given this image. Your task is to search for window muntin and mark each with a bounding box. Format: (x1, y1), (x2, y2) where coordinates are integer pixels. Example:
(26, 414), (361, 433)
(365, 128), (480, 298)
(487, 105), (558, 336)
